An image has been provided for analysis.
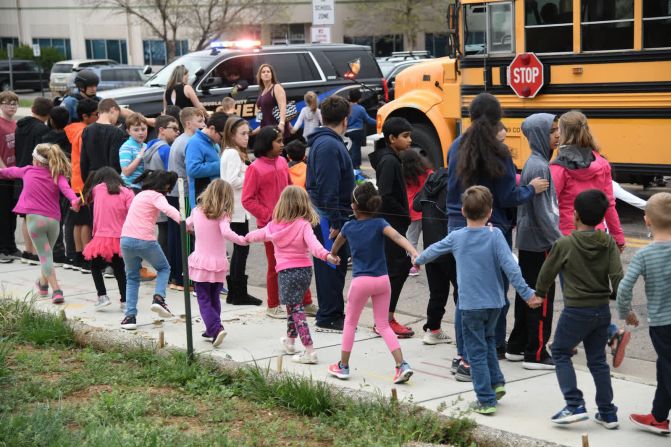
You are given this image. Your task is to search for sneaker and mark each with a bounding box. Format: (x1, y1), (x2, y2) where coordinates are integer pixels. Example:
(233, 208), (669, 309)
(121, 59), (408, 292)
(6, 249), (22, 260)
(551, 405), (589, 424)
(94, 295), (111, 310)
(139, 267), (156, 282)
(450, 357), (460, 374)
(523, 357), (556, 370)
(52, 254), (68, 267)
(51, 289), (64, 304)
(594, 412), (619, 429)
(103, 266), (114, 278)
(280, 337), (296, 354)
(389, 318), (414, 338)
(422, 329), (452, 345)
(150, 294), (173, 318)
(266, 306), (286, 319)
(496, 344), (507, 360)
(24, 252), (39, 265)
(303, 303), (318, 317)
(328, 361), (350, 380)
(610, 329), (631, 368)
(505, 351), (524, 362)
(212, 328), (227, 347)
(220, 286), (228, 295)
(0, 253), (13, 263)
(315, 318), (344, 333)
(292, 351), (318, 364)
(629, 413), (671, 435)
(470, 401), (497, 415)
(35, 279), (49, 297)
(455, 362), (472, 382)
(393, 361), (413, 384)
(494, 384), (506, 401)
(121, 315), (137, 330)
(408, 266), (420, 277)
(20, 251), (33, 264)
(61, 258), (76, 270)
(79, 260), (91, 274)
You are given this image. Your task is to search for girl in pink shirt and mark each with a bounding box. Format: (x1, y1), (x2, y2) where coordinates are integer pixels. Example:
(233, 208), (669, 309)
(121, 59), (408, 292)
(82, 167), (135, 311)
(247, 186), (340, 364)
(119, 170), (181, 331)
(0, 143), (80, 303)
(187, 179), (247, 347)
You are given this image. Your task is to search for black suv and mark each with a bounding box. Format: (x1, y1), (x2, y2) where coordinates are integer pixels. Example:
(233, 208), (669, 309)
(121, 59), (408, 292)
(99, 43), (384, 130)
(0, 59), (49, 92)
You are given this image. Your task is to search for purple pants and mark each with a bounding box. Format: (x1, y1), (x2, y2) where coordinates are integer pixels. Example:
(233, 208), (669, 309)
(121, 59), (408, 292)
(194, 282), (224, 337)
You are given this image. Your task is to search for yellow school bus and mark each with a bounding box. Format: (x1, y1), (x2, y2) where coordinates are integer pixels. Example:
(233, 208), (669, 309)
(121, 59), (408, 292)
(376, 0), (671, 184)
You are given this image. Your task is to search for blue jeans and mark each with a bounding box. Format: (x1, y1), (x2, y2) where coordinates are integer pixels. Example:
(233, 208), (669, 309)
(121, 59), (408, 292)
(120, 237), (171, 317)
(462, 308), (505, 406)
(551, 305), (617, 416)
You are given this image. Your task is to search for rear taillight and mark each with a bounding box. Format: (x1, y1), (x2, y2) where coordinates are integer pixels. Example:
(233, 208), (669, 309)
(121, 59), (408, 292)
(382, 78), (389, 102)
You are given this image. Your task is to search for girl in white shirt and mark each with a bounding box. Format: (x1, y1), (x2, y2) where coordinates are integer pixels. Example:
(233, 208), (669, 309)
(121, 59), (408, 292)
(291, 91), (321, 139)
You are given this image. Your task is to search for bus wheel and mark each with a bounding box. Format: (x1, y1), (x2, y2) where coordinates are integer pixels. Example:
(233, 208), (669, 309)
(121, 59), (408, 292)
(410, 123), (443, 168)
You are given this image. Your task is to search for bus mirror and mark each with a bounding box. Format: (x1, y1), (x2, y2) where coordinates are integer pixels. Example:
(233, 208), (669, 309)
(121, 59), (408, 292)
(447, 4), (457, 33)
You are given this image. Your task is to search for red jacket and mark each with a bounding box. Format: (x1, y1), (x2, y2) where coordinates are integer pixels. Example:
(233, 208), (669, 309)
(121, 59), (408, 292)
(241, 155), (291, 228)
(406, 169), (432, 221)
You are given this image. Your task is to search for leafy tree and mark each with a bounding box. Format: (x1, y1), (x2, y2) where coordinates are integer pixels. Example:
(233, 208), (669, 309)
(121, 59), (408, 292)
(0, 44), (64, 71)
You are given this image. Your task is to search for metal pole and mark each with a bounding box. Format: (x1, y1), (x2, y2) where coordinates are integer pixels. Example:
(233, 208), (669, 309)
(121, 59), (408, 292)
(7, 45), (14, 91)
(178, 178), (194, 362)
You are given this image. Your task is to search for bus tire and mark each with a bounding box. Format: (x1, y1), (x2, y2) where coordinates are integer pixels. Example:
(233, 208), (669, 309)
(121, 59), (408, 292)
(410, 123), (443, 168)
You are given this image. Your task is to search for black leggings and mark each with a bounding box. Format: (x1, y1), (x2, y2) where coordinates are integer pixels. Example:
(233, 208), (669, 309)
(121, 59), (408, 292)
(229, 220), (250, 280)
(91, 255), (126, 301)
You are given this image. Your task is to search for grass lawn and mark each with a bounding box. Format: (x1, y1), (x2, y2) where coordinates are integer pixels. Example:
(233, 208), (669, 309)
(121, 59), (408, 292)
(18, 98), (33, 108)
(0, 298), (475, 447)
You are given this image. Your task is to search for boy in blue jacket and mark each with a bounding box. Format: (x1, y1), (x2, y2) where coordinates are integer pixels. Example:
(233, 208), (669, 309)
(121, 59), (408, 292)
(185, 112), (228, 206)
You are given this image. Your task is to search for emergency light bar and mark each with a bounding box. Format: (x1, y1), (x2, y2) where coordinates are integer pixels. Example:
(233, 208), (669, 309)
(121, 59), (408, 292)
(209, 39), (262, 50)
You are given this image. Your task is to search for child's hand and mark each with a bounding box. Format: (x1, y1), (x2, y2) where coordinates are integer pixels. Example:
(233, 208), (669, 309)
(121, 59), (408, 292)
(527, 295), (544, 309)
(626, 311), (639, 327)
(529, 177), (550, 194)
(186, 223), (194, 234)
(70, 199), (81, 212)
(326, 253), (340, 265)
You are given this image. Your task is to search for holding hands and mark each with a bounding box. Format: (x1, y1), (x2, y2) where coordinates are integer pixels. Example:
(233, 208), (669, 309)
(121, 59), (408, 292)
(326, 253), (340, 265)
(625, 311), (639, 327)
(70, 198), (81, 213)
(527, 295), (544, 309)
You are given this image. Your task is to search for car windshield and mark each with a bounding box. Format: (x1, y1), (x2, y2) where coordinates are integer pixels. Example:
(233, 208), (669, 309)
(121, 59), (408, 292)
(52, 64), (73, 73)
(145, 53), (214, 87)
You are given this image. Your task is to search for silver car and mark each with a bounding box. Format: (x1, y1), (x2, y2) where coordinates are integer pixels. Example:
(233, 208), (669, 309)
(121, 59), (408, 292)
(64, 65), (148, 93)
(50, 59), (116, 95)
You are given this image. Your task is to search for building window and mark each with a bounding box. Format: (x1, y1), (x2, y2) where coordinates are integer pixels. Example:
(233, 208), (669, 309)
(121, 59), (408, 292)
(31, 38), (72, 59)
(0, 37), (19, 52)
(85, 39), (128, 64)
(581, 0), (634, 51)
(463, 2), (514, 56)
(525, 0), (573, 53)
(143, 39), (189, 66)
(343, 35), (403, 57)
(270, 24), (306, 45)
(643, 0), (671, 49)
(425, 33), (448, 57)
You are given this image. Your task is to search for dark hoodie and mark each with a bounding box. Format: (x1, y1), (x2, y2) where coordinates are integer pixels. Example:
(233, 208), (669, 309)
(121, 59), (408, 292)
(306, 127), (354, 230)
(369, 145), (410, 230)
(15, 116), (48, 168)
(516, 113), (562, 251)
(413, 167), (448, 248)
(536, 230), (623, 307)
(41, 129), (72, 158)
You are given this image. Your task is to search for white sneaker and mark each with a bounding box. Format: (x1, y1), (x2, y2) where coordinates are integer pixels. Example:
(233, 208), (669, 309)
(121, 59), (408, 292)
(280, 337), (296, 354)
(292, 351), (318, 364)
(266, 306), (286, 319)
(422, 329), (452, 345)
(505, 352), (525, 362)
(212, 329), (227, 348)
(303, 303), (318, 317)
(103, 266), (114, 278)
(94, 295), (111, 311)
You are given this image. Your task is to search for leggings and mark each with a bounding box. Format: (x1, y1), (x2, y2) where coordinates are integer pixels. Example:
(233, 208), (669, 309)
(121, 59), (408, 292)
(287, 304), (313, 347)
(343, 275), (400, 353)
(27, 214), (60, 278)
(91, 255), (126, 301)
(264, 241), (312, 308)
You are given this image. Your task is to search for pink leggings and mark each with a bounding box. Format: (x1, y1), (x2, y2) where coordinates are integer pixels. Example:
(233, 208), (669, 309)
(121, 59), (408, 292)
(342, 275), (400, 353)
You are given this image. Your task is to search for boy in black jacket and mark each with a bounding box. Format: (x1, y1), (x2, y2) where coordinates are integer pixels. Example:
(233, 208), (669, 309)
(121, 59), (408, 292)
(369, 117), (414, 337)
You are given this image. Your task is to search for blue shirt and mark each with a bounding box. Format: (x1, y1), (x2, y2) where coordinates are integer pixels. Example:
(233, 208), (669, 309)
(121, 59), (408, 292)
(119, 137), (146, 187)
(415, 226), (534, 310)
(347, 103), (376, 131)
(184, 129), (220, 205)
(340, 218), (390, 277)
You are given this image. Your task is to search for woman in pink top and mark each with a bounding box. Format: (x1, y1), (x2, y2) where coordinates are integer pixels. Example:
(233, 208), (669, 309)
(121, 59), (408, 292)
(550, 111), (625, 248)
(241, 126), (314, 318)
(187, 179), (247, 347)
(247, 186), (339, 364)
(0, 143), (80, 303)
(82, 167), (135, 311)
(119, 170), (181, 331)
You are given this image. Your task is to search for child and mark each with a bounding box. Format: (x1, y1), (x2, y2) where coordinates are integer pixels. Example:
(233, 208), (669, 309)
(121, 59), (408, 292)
(119, 112), (149, 192)
(535, 189), (622, 428)
(328, 182), (417, 383)
(0, 91), (19, 263)
(216, 97), (236, 115)
(247, 186), (337, 363)
(286, 139), (308, 189)
(119, 170), (181, 330)
(241, 126), (315, 319)
(187, 179), (248, 347)
(617, 192), (671, 435)
(291, 91), (321, 139)
(368, 117), (414, 337)
(82, 167), (134, 310)
(345, 89), (376, 170)
(400, 149), (432, 277)
(42, 107), (73, 157)
(415, 186), (541, 414)
(0, 143), (80, 303)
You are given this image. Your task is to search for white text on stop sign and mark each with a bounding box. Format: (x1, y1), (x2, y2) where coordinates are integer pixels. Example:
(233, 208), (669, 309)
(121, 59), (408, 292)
(512, 67), (540, 83)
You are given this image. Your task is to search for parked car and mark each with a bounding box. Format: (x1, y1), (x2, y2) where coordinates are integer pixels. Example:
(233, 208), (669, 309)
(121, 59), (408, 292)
(377, 51), (433, 101)
(99, 42), (384, 131)
(65, 65), (147, 92)
(50, 59), (116, 95)
(0, 59), (49, 92)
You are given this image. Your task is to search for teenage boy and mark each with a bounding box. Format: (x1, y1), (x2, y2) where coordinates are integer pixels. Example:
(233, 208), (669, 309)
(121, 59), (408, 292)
(536, 189), (622, 428)
(286, 139), (308, 189)
(0, 91), (19, 262)
(369, 117), (414, 337)
(120, 113), (150, 191)
(345, 89), (376, 170)
(80, 98), (125, 181)
(415, 186), (541, 415)
(617, 192), (671, 435)
(306, 95), (355, 332)
(506, 113), (562, 370)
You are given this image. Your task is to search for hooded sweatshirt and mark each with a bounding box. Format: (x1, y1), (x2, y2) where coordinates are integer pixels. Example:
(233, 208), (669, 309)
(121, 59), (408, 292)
(144, 138), (170, 171)
(412, 167), (449, 252)
(550, 145), (624, 246)
(41, 129), (72, 158)
(369, 145), (410, 230)
(246, 218), (329, 272)
(80, 122), (125, 181)
(536, 230), (623, 308)
(306, 127), (354, 230)
(15, 116), (48, 168)
(185, 129), (220, 206)
(516, 113), (562, 251)
(241, 155), (291, 228)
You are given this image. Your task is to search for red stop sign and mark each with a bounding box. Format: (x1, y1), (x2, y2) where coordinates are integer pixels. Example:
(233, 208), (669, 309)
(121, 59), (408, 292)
(507, 53), (544, 98)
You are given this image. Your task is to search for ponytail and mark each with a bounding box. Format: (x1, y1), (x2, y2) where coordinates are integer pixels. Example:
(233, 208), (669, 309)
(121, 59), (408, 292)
(558, 110), (599, 153)
(32, 143), (71, 183)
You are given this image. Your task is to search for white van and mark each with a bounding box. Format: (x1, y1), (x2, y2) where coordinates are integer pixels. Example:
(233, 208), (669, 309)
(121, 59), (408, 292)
(49, 59), (116, 95)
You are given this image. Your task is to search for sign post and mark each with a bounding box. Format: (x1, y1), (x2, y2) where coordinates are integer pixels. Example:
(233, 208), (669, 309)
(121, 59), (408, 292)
(7, 44), (13, 91)
(177, 178), (194, 362)
(507, 53), (544, 98)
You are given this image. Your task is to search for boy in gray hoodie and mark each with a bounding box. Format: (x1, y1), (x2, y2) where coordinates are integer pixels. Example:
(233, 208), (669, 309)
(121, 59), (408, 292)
(506, 113), (562, 370)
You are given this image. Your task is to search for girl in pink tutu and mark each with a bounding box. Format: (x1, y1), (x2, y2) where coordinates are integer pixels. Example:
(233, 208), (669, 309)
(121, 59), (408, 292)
(187, 179), (247, 347)
(83, 167), (135, 311)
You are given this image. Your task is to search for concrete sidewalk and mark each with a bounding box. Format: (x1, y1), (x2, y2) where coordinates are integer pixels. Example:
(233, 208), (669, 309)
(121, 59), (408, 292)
(0, 261), (666, 447)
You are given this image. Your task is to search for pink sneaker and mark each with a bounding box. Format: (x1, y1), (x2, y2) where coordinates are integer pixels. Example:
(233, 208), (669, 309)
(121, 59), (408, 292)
(408, 266), (420, 276)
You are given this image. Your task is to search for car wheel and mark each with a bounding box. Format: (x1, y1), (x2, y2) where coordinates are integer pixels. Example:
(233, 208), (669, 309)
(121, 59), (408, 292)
(410, 123), (444, 168)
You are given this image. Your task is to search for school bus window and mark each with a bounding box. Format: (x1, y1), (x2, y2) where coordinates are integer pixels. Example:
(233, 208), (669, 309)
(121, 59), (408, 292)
(643, 0), (671, 49)
(464, 4), (486, 56)
(463, 2), (514, 56)
(581, 0), (634, 52)
(488, 2), (514, 53)
(524, 0), (573, 53)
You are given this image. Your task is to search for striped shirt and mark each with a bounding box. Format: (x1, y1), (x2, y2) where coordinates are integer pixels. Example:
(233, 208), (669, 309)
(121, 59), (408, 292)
(119, 137), (145, 187)
(617, 241), (671, 326)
